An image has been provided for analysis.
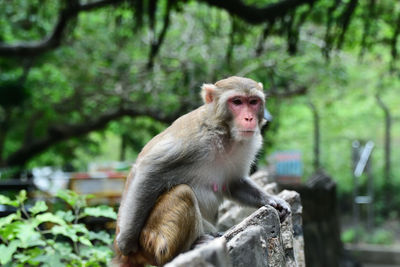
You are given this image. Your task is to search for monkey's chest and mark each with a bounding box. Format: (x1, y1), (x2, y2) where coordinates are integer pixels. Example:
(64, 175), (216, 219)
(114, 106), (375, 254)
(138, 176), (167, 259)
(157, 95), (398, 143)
(192, 185), (223, 224)
(189, 152), (250, 223)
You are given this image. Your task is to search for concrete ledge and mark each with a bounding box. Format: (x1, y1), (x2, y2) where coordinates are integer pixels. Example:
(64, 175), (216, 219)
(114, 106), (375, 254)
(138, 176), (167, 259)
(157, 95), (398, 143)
(345, 243), (400, 265)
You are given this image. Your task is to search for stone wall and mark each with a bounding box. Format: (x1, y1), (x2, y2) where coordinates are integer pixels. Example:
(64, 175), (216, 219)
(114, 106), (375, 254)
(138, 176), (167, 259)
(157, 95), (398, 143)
(282, 171), (352, 267)
(166, 172), (304, 267)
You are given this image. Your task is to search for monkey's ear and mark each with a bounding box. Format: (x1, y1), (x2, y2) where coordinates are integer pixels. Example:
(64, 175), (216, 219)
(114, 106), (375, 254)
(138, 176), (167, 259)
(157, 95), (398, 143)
(258, 82), (263, 89)
(201, 84), (217, 104)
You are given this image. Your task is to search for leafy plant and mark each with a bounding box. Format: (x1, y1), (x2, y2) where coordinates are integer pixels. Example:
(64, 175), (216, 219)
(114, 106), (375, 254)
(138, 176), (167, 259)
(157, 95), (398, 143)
(341, 227), (395, 245)
(0, 190), (117, 266)
(368, 229), (394, 245)
(341, 228), (357, 244)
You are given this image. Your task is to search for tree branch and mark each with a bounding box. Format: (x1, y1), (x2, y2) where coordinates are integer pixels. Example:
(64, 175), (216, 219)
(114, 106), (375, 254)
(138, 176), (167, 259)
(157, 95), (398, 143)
(147, 0), (172, 69)
(3, 106), (181, 167)
(0, 0), (125, 57)
(255, 22), (273, 56)
(200, 0), (316, 25)
(336, 0), (358, 50)
(359, 0), (376, 59)
(323, 0), (340, 58)
(390, 12), (400, 70)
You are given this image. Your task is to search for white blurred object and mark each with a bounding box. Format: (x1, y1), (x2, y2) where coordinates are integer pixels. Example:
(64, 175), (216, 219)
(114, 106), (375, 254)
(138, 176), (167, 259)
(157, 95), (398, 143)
(32, 167), (70, 194)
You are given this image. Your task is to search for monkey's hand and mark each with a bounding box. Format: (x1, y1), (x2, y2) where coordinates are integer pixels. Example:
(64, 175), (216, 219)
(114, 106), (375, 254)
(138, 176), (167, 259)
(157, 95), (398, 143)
(116, 232), (138, 255)
(266, 195), (291, 223)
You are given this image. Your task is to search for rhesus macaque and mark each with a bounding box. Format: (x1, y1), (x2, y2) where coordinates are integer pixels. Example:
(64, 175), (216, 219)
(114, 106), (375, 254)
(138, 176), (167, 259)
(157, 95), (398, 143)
(114, 76), (290, 266)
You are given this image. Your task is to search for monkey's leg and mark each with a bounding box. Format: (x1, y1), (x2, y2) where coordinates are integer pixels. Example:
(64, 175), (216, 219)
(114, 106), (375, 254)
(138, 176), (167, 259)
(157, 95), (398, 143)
(139, 184), (204, 265)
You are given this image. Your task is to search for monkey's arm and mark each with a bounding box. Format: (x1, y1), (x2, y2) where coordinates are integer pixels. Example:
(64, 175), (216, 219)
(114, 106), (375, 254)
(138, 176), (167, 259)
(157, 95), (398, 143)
(116, 171), (166, 255)
(227, 177), (290, 222)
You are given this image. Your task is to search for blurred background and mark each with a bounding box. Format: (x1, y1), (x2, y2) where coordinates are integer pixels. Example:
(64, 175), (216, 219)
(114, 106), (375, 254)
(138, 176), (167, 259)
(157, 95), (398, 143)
(0, 0), (399, 266)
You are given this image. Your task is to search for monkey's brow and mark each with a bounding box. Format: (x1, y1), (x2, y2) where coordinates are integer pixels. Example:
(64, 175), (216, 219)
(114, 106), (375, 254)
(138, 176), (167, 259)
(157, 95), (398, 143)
(228, 95), (261, 99)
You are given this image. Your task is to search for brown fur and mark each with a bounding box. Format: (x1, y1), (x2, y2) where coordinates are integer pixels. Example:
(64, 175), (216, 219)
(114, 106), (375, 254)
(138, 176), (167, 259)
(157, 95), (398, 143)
(113, 184), (201, 266)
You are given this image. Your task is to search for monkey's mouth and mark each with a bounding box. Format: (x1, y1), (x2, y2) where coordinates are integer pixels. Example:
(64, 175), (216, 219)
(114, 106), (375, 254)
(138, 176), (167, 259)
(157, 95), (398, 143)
(239, 130), (255, 137)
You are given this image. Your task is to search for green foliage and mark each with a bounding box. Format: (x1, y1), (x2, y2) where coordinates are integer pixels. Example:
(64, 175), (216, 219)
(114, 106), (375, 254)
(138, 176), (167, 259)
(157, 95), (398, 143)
(341, 227), (395, 245)
(0, 190), (116, 266)
(341, 228), (357, 243)
(369, 229), (395, 245)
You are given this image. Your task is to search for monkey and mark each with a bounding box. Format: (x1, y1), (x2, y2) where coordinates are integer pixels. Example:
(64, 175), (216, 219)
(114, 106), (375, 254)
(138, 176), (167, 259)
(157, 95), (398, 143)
(114, 76), (291, 266)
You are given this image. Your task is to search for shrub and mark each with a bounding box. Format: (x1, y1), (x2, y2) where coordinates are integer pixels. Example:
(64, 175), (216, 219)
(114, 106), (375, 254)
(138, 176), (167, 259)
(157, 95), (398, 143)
(368, 229), (394, 245)
(0, 190), (117, 266)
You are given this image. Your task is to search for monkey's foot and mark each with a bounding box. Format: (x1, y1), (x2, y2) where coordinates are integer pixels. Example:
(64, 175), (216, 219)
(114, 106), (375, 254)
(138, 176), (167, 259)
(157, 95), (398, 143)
(116, 232), (138, 255)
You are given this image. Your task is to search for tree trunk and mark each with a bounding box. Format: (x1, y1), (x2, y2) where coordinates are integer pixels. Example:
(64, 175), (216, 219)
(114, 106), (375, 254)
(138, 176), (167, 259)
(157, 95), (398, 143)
(375, 94), (392, 207)
(119, 134), (127, 162)
(308, 100), (321, 171)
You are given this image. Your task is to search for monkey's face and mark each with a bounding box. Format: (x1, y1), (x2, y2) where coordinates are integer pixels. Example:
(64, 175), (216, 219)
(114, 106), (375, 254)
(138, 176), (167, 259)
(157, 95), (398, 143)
(227, 95), (263, 139)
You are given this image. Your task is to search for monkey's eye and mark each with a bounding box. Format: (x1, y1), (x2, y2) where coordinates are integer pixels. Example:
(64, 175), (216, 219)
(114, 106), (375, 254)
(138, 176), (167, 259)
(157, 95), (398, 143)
(232, 99), (243, 105)
(249, 99), (259, 105)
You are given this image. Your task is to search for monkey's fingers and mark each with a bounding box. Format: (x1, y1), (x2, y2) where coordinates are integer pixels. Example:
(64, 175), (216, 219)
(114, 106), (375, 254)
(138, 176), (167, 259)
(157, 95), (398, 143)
(277, 202), (291, 223)
(278, 207), (289, 222)
(267, 197), (291, 223)
(210, 232), (224, 238)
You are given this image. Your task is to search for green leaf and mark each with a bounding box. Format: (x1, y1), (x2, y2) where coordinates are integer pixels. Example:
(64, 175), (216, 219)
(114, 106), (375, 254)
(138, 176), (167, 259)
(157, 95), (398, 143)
(16, 190), (27, 204)
(80, 245), (113, 263)
(0, 221), (24, 241)
(86, 194), (95, 200)
(0, 195), (18, 207)
(53, 242), (73, 254)
(34, 212), (65, 226)
(79, 236), (93, 247)
(88, 230), (113, 244)
(14, 247), (42, 264)
(0, 213), (20, 229)
(83, 205), (117, 219)
(50, 225), (78, 242)
(30, 201), (48, 215)
(16, 222), (45, 248)
(56, 190), (78, 207)
(33, 248), (64, 266)
(0, 240), (21, 264)
(55, 210), (74, 223)
(72, 223), (89, 235)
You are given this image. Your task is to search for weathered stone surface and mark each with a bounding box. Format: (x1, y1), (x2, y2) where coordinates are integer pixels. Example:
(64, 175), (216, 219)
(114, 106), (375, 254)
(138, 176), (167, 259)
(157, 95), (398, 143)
(227, 226), (268, 267)
(167, 170), (304, 267)
(217, 205), (256, 232)
(224, 206), (285, 267)
(165, 237), (231, 267)
(278, 190), (305, 267)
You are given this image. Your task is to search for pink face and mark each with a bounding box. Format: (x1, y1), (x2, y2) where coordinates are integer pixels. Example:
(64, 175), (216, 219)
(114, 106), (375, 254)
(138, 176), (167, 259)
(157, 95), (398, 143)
(228, 95), (262, 137)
